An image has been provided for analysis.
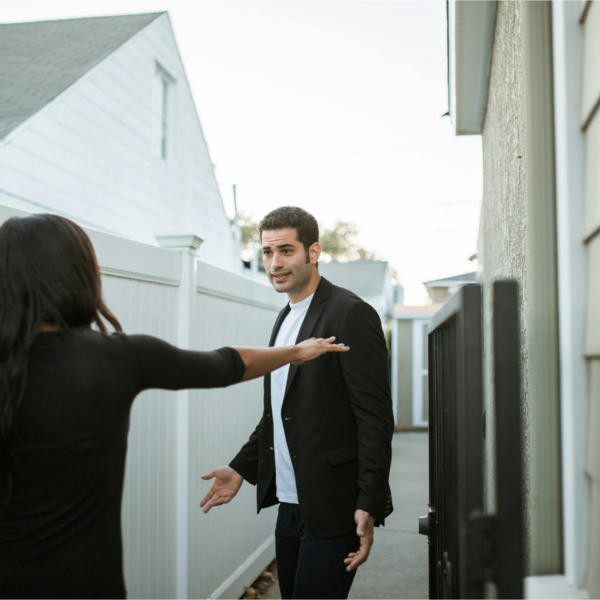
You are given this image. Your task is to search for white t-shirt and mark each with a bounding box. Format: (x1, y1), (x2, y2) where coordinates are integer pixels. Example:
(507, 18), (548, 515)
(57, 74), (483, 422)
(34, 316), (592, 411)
(271, 292), (314, 504)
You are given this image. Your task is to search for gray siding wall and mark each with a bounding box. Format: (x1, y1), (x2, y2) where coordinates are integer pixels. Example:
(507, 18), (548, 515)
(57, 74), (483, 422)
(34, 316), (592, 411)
(478, 0), (531, 563)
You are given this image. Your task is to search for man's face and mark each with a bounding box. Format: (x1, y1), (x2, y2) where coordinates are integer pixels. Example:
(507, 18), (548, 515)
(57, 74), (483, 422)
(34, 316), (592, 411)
(262, 228), (315, 294)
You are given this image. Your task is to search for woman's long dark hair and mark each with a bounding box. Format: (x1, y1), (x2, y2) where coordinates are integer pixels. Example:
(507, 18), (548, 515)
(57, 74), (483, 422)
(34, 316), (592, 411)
(0, 214), (122, 509)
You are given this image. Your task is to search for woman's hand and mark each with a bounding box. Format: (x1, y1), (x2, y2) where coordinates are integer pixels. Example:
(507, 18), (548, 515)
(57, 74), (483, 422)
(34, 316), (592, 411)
(293, 336), (349, 366)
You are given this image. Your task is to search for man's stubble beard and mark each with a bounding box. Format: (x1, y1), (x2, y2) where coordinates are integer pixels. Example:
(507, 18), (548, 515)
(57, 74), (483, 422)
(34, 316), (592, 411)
(270, 260), (313, 295)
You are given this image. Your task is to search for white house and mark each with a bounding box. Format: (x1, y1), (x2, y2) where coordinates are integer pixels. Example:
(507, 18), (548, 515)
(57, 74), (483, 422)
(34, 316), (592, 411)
(0, 15), (286, 599)
(0, 13), (239, 271)
(423, 271), (477, 304)
(318, 260), (394, 324)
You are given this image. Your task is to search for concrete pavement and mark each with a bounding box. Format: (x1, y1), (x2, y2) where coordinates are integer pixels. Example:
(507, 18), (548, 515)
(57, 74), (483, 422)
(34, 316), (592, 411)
(259, 432), (429, 600)
(349, 431), (429, 600)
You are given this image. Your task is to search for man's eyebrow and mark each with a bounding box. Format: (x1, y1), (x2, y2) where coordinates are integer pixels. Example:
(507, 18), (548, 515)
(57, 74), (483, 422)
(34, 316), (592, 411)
(262, 243), (296, 250)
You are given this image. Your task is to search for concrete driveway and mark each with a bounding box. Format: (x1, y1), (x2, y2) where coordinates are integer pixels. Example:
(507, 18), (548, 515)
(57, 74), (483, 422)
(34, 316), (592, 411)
(349, 431), (429, 600)
(259, 431), (430, 600)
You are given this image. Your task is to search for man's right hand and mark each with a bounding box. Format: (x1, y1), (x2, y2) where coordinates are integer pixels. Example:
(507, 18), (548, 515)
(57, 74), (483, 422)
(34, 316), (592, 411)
(200, 466), (244, 513)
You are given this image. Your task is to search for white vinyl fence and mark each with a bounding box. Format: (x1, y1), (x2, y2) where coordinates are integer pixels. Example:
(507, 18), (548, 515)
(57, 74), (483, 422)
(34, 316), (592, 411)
(0, 204), (284, 600)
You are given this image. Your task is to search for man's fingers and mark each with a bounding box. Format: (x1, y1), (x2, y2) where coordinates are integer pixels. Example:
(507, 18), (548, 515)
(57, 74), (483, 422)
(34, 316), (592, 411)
(202, 495), (222, 513)
(200, 488), (215, 507)
(201, 470), (216, 480)
(201, 492), (233, 512)
(345, 548), (371, 572)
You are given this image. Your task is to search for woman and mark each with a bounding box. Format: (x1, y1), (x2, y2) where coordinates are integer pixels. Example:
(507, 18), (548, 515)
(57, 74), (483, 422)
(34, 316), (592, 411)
(0, 214), (348, 599)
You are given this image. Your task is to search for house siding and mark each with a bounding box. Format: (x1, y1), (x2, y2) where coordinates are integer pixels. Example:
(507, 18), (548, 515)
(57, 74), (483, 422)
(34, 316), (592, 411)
(0, 14), (236, 271)
(582, 2), (600, 596)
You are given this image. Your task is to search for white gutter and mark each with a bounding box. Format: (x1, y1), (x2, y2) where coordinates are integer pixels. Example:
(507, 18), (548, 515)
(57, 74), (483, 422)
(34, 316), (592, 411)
(448, 0), (497, 135)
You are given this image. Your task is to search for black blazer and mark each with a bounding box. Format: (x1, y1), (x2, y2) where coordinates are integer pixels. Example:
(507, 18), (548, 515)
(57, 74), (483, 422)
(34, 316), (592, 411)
(230, 277), (394, 538)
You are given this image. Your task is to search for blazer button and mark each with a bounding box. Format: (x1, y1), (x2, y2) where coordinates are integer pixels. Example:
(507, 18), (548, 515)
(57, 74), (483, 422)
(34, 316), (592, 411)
(270, 447), (274, 451)
(267, 414), (271, 418)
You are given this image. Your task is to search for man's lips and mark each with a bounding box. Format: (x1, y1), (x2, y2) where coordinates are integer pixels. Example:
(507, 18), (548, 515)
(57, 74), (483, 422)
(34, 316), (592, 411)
(271, 272), (291, 282)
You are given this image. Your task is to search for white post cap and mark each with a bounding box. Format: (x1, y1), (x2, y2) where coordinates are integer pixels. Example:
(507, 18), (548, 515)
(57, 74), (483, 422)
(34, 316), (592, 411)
(155, 232), (204, 254)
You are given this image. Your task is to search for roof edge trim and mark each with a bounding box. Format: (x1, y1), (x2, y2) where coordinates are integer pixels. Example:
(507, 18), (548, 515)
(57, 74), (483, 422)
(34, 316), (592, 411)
(448, 0), (497, 136)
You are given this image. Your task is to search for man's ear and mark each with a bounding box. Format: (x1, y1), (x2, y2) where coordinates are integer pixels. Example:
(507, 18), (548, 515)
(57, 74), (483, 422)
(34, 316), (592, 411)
(310, 242), (322, 265)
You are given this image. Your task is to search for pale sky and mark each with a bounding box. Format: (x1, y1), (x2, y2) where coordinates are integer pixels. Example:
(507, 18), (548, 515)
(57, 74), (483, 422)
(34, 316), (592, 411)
(1, 0), (483, 304)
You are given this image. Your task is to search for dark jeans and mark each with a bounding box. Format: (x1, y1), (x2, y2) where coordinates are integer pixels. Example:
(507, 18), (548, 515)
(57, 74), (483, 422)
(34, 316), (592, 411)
(275, 503), (360, 599)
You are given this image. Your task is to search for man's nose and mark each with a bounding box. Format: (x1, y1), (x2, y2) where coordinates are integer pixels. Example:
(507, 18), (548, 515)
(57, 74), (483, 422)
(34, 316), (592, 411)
(272, 252), (283, 268)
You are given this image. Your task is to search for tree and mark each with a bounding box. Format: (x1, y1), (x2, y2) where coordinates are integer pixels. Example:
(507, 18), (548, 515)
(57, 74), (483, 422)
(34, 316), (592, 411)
(231, 215), (377, 263)
(319, 220), (377, 262)
(238, 211), (260, 248)
(231, 211), (261, 261)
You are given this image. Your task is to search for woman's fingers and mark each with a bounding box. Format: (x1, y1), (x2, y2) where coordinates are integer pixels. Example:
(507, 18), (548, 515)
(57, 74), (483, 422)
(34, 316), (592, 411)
(320, 337), (349, 351)
(324, 343), (350, 352)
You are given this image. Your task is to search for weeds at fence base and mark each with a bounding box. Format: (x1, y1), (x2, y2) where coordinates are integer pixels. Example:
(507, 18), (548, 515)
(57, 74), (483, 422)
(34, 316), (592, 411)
(240, 561), (278, 599)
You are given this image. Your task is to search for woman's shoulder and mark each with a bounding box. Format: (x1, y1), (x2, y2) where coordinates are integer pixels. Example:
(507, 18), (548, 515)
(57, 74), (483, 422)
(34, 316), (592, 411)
(74, 331), (171, 353)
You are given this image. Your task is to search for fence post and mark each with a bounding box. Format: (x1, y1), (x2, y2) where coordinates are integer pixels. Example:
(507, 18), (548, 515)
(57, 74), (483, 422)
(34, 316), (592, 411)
(155, 233), (203, 600)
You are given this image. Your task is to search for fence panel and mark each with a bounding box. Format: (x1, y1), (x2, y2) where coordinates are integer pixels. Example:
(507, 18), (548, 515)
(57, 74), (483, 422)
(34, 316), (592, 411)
(421, 284), (484, 599)
(421, 281), (524, 599)
(101, 275), (180, 600)
(188, 290), (282, 599)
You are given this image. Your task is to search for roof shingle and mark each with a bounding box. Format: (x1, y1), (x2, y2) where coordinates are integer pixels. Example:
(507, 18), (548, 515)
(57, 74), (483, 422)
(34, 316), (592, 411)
(0, 13), (164, 140)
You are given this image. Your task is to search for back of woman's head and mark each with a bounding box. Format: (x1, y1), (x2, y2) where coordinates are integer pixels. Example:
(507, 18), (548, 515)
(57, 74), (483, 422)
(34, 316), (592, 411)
(0, 214), (121, 508)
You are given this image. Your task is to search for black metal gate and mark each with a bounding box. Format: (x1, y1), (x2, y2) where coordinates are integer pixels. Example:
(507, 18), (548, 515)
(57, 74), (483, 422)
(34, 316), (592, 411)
(419, 281), (524, 599)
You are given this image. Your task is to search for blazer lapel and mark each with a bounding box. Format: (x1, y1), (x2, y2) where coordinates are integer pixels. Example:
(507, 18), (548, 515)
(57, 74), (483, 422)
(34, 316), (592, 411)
(283, 277), (332, 399)
(270, 304), (291, 347)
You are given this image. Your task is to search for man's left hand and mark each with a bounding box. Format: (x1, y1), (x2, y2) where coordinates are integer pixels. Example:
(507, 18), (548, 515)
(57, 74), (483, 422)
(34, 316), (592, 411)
(344, 510), (375, 572)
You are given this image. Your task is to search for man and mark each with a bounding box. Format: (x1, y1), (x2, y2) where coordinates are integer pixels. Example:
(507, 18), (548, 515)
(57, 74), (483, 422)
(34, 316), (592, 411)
(201, 207), (394, 599)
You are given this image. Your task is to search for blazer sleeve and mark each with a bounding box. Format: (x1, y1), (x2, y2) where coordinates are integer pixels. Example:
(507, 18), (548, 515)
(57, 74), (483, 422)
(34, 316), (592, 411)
(339, 301), (395, 524)
(229, 419), (262, 485)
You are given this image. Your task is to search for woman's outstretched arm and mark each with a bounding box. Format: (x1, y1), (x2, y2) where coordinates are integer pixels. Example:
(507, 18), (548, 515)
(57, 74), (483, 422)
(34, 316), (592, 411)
(236, 336), (349, 381)
(130, 335), (348, 392)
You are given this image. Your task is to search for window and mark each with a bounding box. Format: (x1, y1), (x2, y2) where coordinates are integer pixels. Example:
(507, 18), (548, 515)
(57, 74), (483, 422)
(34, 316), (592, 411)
(159, 77), (168, 158)
(153, 65), (174, 160)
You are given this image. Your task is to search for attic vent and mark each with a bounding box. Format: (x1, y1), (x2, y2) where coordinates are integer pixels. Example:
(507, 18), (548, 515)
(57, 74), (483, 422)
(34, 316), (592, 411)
(153, 63), (175, 160)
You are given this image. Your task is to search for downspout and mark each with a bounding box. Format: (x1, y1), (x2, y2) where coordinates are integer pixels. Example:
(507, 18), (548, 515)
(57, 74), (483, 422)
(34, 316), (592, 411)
(551, 0), (588, 589)
(521, 0), (564, 576)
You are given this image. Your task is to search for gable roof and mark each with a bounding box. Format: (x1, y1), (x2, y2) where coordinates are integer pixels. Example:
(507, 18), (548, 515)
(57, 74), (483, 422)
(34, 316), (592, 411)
(423, 271), (477, 288)
(319, 261), (390, 299)
(0, 13), (164, 140)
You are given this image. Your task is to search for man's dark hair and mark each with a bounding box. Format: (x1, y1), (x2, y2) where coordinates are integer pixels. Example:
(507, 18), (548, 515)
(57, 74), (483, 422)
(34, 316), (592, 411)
(259, 207), (319, 258)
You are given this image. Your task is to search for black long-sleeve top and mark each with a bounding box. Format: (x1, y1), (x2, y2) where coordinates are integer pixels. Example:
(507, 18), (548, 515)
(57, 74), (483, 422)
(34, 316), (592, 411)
(0, 329), (245, 599)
